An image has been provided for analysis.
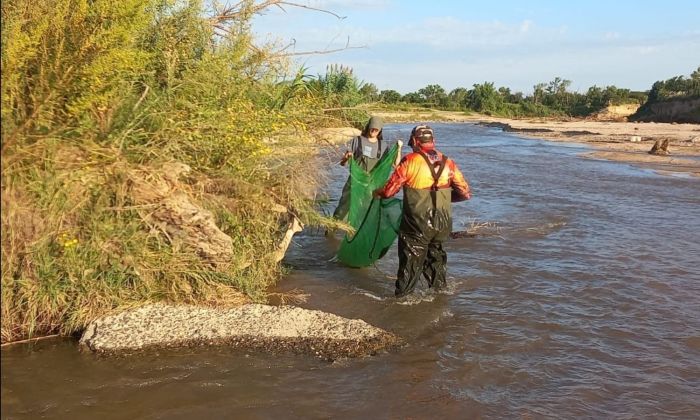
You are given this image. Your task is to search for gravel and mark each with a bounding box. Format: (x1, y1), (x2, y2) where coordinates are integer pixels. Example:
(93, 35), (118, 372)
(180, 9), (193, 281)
(80, 303), (401, 360)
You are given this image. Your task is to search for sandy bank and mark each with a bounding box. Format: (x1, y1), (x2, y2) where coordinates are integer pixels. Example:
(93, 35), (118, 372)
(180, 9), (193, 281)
(371, 109), (700, 176)
(80, 303), (400, 360)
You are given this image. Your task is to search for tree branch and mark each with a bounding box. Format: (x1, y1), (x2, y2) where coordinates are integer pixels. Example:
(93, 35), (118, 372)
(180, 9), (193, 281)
(210, 0), (345, 26)
(209, 1), (362, 59)
(276, 37), (366, 57)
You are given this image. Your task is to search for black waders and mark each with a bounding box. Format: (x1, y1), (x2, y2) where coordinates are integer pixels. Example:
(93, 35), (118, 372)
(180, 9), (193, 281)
(395, 153), (452, 297)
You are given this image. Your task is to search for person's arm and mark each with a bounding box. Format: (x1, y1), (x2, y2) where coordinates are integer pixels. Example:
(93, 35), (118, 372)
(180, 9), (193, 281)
(394, 140), (404, 167)
(449, 160), (471, 202)
(374, 157), (408, 198)
(339, 137), (357, 166)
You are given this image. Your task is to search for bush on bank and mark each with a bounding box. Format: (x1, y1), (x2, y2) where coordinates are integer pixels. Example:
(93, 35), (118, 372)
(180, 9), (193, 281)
(0, 0), (346, 342)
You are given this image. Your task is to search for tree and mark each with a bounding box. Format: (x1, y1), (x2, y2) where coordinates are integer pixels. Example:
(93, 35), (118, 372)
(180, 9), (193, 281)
(532, 83), (547, 105)
(542, 77), (572, 110)
(691, 66), (700, 81)
(379, 89), (402, 103)
(448, 87), (469, 109)
(466, 82), (503, 113)
(585, 85), (606, 111)
(418, 84), (448, 107)
(498, 86), (523, 103)
(402, 92), (423, 104)
(546, 77), (571, 96)
(359, 83), (379, 102)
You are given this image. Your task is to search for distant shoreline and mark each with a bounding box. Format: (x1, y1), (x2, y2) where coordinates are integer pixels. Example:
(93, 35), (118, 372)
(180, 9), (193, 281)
(368, 109), (700, 177)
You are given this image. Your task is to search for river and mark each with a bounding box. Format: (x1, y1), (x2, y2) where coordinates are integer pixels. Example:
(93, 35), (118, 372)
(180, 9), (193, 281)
(3, 123), (700, 419)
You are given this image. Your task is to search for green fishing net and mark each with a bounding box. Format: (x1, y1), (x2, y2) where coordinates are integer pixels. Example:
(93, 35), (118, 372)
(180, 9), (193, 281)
(337, 144), (403, 268)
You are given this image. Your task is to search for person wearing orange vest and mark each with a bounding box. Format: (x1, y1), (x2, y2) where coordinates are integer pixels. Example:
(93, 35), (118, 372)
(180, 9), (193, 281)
(374, 125), (472, 297)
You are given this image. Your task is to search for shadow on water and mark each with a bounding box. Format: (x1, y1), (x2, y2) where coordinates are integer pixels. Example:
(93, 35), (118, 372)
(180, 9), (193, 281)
(3, 123), (700, 419)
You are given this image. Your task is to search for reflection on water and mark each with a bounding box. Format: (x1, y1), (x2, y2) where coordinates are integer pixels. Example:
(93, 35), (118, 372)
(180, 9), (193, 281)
(3, 123), (700, 419)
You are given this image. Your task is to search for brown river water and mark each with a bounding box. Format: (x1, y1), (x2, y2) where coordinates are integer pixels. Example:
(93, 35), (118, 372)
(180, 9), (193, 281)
(3, 123), (700, 419)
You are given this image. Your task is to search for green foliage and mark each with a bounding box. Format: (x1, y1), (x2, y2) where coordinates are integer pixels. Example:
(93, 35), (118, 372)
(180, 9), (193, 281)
(447, 88), (469, 109)
(305, 64), (370, 128)
(630, 67), (700, 122)
(402, 92), (423, 104)
(466, 82), (504, 114)
(418, 84), (448, 107)
(646, 68), (700, 103)
(360, 75), (647, 118)
(359, 83), (379, 102)
(1, 0), (338, 342)
(379, 89), (402, 103)
(310, 64), (364, 106)
(141, 0), (214, 89)
(1, 0), (153, 143)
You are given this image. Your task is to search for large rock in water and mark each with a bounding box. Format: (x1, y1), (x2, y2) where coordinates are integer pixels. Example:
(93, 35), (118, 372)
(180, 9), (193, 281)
(80, 303), (401, 360)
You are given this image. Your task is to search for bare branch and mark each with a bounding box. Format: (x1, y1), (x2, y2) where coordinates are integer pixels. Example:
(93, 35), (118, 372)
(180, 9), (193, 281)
(210, 0), (345, 27)
(277, 36), (366, 57)
(277, 1), (346, 20)
(283, 44), (366, 57)
(209, 1), (360, 59)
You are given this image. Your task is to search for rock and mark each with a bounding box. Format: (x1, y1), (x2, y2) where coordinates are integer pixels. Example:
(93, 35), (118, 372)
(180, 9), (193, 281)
(127, 164), (234, 266)
(79, 303), (402, 360)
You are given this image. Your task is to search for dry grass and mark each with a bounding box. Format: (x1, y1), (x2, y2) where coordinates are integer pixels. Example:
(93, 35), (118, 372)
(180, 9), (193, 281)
(266, 288), (310, 306)
(0, 136), (336, 343)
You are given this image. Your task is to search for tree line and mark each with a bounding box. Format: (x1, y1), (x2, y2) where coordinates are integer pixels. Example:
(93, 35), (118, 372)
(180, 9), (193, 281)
(312, 65), (700, 119)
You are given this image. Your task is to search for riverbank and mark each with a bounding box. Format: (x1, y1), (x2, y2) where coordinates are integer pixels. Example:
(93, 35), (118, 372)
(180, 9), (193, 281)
(371, 109), (700, 177)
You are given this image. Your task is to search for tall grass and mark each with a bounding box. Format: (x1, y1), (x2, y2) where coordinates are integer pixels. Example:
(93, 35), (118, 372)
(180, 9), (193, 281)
(1, 0), (340, 342)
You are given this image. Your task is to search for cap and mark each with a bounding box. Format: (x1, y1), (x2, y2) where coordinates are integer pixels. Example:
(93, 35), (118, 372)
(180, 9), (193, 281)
(409, 125), (434, 146)
(367, 116), (384, 131)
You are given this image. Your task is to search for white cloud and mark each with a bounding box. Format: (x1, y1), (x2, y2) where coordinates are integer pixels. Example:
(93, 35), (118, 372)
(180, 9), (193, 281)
(272, 17), (547, 51)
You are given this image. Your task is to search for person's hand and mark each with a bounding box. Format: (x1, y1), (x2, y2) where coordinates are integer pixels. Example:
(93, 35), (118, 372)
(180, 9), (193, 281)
(397, 140), (403, 148)
(339, 150), (352, 166)
(372, 188), (382, 199)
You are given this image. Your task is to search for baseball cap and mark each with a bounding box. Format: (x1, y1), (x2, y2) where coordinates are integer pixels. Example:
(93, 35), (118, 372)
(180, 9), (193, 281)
(409, 125), (434, 146)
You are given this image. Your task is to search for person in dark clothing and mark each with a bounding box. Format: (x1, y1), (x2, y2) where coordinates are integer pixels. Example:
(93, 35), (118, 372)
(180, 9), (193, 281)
(374, 125), (471, 297)
(332, 116), (402, 221)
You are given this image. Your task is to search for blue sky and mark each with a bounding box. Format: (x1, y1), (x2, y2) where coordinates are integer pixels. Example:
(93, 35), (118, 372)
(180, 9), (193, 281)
(251, 0), (700, 94)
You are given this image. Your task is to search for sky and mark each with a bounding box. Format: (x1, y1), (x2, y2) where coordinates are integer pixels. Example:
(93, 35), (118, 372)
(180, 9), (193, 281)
(250, 0), (700, 95)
